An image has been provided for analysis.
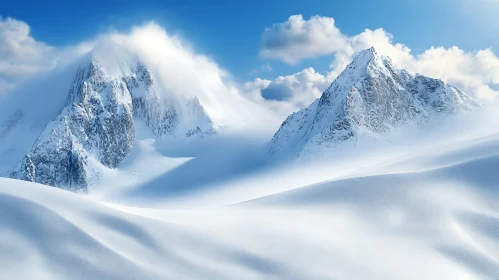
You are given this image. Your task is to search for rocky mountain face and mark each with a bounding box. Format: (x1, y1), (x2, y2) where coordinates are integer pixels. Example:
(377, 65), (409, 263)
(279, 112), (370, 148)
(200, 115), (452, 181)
(3, 47), (478, 190)
(127, 64), (216, 138)
(10, 58), (218, 191)
(269, 47), (477, 156)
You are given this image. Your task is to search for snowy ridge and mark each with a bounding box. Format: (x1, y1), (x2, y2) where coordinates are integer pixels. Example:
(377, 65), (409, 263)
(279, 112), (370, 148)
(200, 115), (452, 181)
(269, 47), (477, 156)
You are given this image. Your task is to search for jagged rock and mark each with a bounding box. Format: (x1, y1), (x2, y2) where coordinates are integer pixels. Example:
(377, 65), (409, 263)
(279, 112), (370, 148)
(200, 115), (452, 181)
(269, 47), (477, 156)
(11, 57), (219, 191)
(11, 59), (135, 191)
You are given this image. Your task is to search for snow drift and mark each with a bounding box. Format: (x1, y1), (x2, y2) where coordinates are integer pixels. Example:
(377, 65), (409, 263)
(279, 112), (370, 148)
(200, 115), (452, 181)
(1, 127), (499, 279)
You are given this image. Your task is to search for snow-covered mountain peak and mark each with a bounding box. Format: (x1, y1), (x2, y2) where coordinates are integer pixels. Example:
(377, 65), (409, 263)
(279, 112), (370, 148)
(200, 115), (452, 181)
(341, 46), (387, 73)
(346, 46), (381, 69)
(269, 48), (477, 157)
(5, 52), (218, 190)
(0, 30), (280, 191)
(323, 46), (395, 97)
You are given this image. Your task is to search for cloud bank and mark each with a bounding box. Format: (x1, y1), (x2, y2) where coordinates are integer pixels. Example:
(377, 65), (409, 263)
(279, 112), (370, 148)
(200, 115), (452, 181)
(256, 14), (499, 109)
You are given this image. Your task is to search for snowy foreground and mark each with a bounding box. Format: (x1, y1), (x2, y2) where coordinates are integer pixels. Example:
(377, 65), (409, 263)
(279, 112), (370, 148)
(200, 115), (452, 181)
(1, 128), (499, 280)
(0, 119), (499, 280)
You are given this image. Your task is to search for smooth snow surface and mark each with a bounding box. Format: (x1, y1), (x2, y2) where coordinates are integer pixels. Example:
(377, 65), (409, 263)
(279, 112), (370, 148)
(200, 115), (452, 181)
(2, 124), (499, 279)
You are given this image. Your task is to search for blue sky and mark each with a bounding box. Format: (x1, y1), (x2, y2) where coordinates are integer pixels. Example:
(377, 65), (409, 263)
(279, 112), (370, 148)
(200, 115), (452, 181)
(1, 0), (496, 81)
(1, 0), (499, 112)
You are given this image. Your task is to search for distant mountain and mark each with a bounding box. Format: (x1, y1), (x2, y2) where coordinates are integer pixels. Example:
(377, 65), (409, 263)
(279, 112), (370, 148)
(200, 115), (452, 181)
(0, 43), (271, 191)
(269, 47), (477, 156)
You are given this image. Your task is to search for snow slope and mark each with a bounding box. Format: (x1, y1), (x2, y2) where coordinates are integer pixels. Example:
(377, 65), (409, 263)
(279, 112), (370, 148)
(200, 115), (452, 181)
(1, 126), (499, 279)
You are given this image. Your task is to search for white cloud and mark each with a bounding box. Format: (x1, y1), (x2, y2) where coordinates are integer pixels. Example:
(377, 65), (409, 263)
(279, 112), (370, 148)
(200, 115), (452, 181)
(1, 20), (281, 131)
(0, 17), (55, 94)
(258, 15), (499, 102)
(244, 78), (271, 100)
(260, 15), (348, 64)
(260, 67), (328, 104)
(410, 47), (499, 100)
(244, 67), (329, 115)
(110, 23), (272, 124)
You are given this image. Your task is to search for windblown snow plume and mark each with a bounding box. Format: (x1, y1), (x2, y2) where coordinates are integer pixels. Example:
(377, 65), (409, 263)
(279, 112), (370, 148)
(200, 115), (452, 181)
(0, 23), (279, 191)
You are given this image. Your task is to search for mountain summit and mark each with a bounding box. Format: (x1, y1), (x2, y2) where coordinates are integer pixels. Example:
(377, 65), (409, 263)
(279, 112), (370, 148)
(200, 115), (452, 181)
(269, 47), (477, 156)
